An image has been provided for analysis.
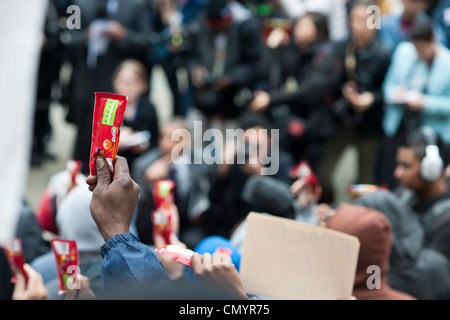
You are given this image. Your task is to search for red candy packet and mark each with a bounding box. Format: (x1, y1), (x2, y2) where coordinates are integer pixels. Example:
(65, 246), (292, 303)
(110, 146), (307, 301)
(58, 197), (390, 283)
(216, 247), (232, 256)
(152, 180), (176, 244)
(155, 245), (194, 267)
(2, 237), (28, 284)
(289, 160), (321, 198)
(89, 92), (128, 176)
(67, 159), (83, 193)
(50, 239), (80, 295)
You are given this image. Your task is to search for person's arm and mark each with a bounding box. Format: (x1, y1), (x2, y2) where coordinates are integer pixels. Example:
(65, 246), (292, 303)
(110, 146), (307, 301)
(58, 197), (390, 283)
(87, 156), (172, 292)
(100, 233), (172, 291)
(382, 42), (416, 104)
(111, 2), (151, 51)
(266, 46), (335, 111)
(421, 94), (450, 117)
(427, 211), (450, 261)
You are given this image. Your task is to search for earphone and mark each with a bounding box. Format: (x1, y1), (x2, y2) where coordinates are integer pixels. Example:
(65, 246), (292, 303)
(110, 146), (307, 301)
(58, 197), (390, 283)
(420, 126), (444, 182)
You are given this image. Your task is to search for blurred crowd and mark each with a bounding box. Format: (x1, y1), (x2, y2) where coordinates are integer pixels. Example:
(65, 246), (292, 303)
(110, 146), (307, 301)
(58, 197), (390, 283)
(4, 0), (450, 300)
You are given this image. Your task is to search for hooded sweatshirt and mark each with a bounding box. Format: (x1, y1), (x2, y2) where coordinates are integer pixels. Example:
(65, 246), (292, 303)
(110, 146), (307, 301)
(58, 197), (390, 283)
(326, 203), (416, 300)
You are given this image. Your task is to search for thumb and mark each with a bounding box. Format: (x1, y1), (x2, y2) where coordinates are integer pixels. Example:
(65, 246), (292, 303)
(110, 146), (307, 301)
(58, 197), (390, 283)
(153, 233), (166, 247)
(95, 157), (111, 189)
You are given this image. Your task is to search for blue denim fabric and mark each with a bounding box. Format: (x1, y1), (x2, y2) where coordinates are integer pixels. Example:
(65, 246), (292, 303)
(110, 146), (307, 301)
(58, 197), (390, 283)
(100, 233), (172, 292)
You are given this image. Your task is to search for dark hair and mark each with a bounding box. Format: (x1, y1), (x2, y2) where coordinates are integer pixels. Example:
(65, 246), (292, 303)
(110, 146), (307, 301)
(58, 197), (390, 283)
(206, 0), (230, 20)
(399, 127), (448, 165)
(112, 59), (149, 87)
(299, 11), (329, 42)
(238, 111), (274, 131)
(410, 16), (434, 42)
(348, 0), (378, 12)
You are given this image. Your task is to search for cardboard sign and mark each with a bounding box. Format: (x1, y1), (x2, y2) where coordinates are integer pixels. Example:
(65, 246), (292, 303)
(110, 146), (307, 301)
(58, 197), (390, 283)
(239, 212), (360, 300)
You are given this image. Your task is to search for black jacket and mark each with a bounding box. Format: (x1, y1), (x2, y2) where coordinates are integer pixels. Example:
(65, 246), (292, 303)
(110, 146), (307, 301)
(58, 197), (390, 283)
(329, 38), (391, 137)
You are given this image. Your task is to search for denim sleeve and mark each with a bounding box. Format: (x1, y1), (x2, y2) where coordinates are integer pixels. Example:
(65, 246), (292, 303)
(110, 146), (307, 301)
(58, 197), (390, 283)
(100, 233), (172, 292)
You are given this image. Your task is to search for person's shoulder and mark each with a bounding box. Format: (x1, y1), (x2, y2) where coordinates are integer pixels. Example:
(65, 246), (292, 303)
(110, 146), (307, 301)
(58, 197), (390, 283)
(390, 41), (417, 62)
(395, 40), (415, 52)
(436, 44), (450, 62)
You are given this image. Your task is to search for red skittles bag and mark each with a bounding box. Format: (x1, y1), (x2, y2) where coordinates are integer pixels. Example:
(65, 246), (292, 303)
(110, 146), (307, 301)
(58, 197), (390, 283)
(152, 179), (176, 244)
(89, 92), (128, 176)
(51, 239), (79, 295)
(2, 237), (28, 284)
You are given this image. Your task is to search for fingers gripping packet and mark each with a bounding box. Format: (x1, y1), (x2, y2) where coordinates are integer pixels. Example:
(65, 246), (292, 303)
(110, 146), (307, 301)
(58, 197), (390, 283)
(152, 179), (176, 244)
(50, 239), (79, 295)
(155, 245), (194, 267)
(2, 237), (28, 284)
(290, 160), (321, 198)
(89, 92), (128, 176)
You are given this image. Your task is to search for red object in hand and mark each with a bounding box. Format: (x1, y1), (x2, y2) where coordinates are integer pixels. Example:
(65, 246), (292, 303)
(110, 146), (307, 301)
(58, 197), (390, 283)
(2, 237), (28, 284)
(155, 245), (194, 267)
(51, 239), (79, 295)
(289, 160), (321, 198)
(89, 92), (128, 176)
(152, 180), (176, 244)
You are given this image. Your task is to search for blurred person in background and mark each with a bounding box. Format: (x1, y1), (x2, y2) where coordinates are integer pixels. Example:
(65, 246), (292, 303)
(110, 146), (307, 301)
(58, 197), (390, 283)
(378, 0), (448, 53)
(146, 0), (187, 117)
(112, 59), (160, 172)
(65, 0), (151, 175)
(31, 0), (68, 166)
(181, 0), (262, 124)
(248, 11), (336, 168)
(316, 0), (391, 204)
(378, 16), (450, 189)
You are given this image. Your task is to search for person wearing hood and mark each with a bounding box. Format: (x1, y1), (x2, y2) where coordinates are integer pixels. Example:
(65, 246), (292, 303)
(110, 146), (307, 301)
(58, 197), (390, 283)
(325, 203), (416, 300)
(353, 126), (450, 300)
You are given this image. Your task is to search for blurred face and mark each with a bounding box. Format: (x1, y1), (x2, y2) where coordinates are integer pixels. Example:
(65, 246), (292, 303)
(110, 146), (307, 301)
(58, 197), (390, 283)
(159, 123), (189, 157)
(412, 39), (435, 64)
(240, 127), (270, 176)
(402, 0), (427, 18)
(113, 66), (147, 103)
(294, 15), (318, 50)
(349, 5), (377, 47)
(394, 146), (425, 191)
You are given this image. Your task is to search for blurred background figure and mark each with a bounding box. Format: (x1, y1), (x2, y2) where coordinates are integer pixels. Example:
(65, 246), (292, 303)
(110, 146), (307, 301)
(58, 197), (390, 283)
(276, 0), (349, 42)
(316, 0), (391, 204)
(31, 0), (68, 167)
(378, 16), (450, 189)
(325, 203), (417, 300)
(131, 118), (211, 248)
(65, 0), (151, 175)
(200, 112), (294, 240)
(378, 0), (447, 53)
(146, 0), (187, 118)
(247, 11), (335, 169)
(181, 0), (262, 126)
(112, 59), (160, 172)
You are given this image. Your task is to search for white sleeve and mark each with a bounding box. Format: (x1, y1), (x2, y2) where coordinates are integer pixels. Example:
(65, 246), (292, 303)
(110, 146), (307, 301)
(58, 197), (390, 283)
(279, 0), (307, 19)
